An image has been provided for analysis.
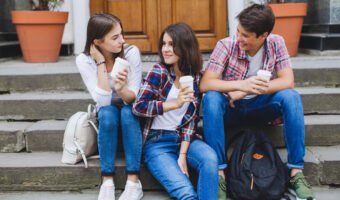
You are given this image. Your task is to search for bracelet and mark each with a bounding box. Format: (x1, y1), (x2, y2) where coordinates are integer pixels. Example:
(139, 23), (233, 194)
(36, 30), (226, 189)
(180, 153), (187, 155)
(96, 60), (106, 66)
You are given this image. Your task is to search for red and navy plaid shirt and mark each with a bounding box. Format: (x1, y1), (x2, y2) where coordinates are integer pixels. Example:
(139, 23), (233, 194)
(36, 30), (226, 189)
(204, 34), (292, 80)
(133, 63), (201, 142)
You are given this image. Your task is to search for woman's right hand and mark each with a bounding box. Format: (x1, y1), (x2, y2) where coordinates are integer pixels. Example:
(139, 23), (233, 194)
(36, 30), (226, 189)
(90, 44), (105, 65)
(176, 86), (194, 108)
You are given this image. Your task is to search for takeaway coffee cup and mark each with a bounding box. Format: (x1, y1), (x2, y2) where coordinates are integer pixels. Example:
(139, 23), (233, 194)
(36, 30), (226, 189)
(257, 70), (271, 81)
(110, 57), (130, 78)
(179, 76), (194, 91)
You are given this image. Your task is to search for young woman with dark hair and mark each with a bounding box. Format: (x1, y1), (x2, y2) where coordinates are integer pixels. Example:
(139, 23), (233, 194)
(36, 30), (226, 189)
(76, 13), (143, 200)
(133, 22), (218, 199)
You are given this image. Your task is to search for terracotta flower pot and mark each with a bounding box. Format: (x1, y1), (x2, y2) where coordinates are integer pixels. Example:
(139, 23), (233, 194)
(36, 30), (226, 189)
(270, 3), (307, 57)
(11, 11), (68, 63)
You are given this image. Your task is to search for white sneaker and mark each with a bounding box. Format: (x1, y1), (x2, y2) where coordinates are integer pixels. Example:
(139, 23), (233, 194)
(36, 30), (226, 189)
(98, 185), (115, 200)
(118, 180), (143, 200)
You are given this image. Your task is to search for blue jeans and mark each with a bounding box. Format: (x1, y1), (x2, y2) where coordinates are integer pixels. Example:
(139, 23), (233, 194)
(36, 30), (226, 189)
(203, 89), (305, 170)
(144, 130), (218, 200)
(98, 105), (142, 176)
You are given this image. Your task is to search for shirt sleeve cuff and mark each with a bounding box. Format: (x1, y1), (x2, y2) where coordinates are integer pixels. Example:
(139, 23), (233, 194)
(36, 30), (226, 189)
(156, 101), (164, 115)
(94, 86), (112, 96)
(181, 133), (193, 142)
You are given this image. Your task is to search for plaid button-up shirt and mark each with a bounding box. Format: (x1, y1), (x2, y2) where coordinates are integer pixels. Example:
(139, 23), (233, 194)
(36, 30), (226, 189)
(133, 63), (201, 142)
(205, 34), (292, 80)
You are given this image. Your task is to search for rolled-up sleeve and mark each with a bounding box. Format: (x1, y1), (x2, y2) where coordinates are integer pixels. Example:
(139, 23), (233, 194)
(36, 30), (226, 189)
(125, 46), (143, 97)
(133, 64), (164, 117)
(273, 35), (292, 71)
(76, 54), (112, 108)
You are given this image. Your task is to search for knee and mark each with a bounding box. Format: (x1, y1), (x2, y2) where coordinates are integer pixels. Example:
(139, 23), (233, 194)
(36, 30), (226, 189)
(98, 106), (119, 130)
(121, 105), (138, 125)
(277, 89), (302, 105)
(203, 91), (227, 113)
(201, 148), (218, 171)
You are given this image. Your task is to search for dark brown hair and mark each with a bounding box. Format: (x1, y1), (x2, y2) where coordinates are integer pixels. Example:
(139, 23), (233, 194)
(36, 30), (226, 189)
(83, 13), (124, 59)
(158, 23), (202, 75)
(237, 4), (275, 37)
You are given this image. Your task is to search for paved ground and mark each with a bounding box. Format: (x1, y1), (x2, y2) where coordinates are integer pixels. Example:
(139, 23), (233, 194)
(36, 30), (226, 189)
(1, 187), (340, 200)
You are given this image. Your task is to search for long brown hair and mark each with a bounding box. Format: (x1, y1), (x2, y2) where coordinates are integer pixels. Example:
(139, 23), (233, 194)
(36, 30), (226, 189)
(158, 23), (202, 76)
(83, 13), (125, 59)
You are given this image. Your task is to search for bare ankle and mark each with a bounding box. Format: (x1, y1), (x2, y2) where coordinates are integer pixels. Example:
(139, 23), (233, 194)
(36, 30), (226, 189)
(127, 174), (139, 182)
(218, 170), (225, 178)
(290, 168), (303, 177)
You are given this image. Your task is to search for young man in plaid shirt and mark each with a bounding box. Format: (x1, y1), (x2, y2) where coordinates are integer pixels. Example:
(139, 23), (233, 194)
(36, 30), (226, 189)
(200, 4), (315, 200)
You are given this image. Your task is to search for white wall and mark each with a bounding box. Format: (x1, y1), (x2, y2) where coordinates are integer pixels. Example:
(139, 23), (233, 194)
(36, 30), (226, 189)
(72, 0), (90, 55)
(60, 0), (73, 44)
(228, 0), (245, 37)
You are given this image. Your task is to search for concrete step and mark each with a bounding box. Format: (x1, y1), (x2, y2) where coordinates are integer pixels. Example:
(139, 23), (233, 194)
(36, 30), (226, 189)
(1, 115), (339, 153)
(0, 56), (339, 92)
(0, 87), (339, 121)
(2, 187), (340, 200)
(0, 190), (171, 200)
(1, 146), (340, 191)
(0, 152), (160, 191)
(0, 91), (93, 120)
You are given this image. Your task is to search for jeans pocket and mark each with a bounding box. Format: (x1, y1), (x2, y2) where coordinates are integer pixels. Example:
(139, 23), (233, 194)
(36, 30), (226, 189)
(145, 132), (160, 145)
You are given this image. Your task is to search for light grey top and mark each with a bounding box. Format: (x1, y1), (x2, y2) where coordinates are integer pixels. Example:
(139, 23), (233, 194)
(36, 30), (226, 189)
(76, 45), (142, 109)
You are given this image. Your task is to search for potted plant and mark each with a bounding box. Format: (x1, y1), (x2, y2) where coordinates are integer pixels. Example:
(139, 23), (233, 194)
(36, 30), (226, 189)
(11, 0), (68, 63)
(267, 0), (307, 57)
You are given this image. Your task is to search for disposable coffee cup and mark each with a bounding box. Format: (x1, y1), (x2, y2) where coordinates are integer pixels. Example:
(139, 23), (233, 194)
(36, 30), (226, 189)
(257, 70), (271, 81)
(110, 57), (130, 78)
(179, 76), (194, 91)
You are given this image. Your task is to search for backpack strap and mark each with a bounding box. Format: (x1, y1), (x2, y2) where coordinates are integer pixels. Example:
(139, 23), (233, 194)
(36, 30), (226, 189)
(73, 140), (88, 168)
(88, 120), (98, 134)
(73, 104), (99, 168)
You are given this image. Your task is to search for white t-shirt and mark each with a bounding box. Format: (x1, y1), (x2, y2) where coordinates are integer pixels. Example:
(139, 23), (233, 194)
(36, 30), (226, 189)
(76, 45), (142, 109)
(151, 85), (190, 131)
(244, 46), (264, 99)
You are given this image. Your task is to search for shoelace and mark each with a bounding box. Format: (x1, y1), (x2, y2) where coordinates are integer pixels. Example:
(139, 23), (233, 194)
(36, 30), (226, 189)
(292, 175), (311, 189)
(219, 181), (227, 192)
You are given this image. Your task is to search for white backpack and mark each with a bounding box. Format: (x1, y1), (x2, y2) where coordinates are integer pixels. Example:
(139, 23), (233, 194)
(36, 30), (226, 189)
(61, 104), (98, 168)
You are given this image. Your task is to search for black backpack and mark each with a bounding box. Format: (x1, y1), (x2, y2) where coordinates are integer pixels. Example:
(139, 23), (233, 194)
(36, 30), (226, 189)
(227, 130), (289, 200)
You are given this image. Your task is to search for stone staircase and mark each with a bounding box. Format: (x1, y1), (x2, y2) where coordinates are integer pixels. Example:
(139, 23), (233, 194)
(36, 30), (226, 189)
(0, 55), (340, 199)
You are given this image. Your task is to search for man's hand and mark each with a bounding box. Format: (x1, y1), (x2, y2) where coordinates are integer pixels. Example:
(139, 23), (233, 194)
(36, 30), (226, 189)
(228, 91), (248, 108)
(240, 76), (269, 94)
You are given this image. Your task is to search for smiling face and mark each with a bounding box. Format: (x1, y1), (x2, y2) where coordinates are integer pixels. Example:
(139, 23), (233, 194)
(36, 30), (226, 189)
(161, 32), (180, 67)
(94, 23), (125, 54)
(236, 23), (268, 56)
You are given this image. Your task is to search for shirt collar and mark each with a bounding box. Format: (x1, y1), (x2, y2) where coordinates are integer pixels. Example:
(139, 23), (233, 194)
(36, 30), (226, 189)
(237, 37), (271, 60)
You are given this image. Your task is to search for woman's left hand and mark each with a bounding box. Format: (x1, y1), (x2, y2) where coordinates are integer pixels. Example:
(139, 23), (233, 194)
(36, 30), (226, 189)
(114, 69), (128, 92)
(177, 154), (189, 177)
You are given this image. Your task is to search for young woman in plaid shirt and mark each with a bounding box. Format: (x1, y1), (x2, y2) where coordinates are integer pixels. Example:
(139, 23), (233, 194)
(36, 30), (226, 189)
(133, 23), (218, 199)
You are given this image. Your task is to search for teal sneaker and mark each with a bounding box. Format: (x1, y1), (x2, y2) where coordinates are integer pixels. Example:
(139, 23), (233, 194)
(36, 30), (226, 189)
(289, 172), (315, 200)
(218, 175), (227, 200)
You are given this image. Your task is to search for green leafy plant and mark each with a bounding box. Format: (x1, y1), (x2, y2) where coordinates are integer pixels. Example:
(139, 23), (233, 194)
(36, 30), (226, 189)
(30, 0), (64, 11)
